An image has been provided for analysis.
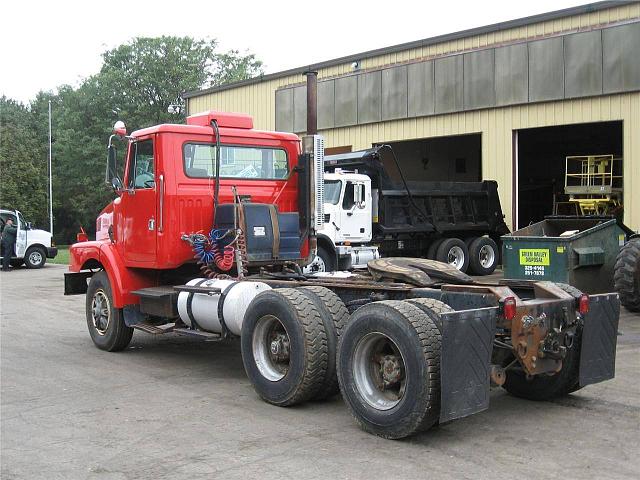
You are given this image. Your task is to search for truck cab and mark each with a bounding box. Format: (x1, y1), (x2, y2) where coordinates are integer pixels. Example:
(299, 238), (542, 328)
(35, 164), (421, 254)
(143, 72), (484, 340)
(0, 209), (57, 268)
(323, 171), (372, 244)
(310, 171), (380, 272)
(67, 111), (321, 308)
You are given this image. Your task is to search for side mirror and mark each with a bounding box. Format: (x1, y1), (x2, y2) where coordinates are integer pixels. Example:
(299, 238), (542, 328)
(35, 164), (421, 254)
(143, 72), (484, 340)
(354, 183), (365, 209)
(106, 145), (118, 186)
(111, 177), (123, 192)
(26, 222), (32, 230)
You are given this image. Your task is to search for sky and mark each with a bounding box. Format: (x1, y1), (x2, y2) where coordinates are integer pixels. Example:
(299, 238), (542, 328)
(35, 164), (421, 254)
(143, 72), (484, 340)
(1, 0), (591, 104)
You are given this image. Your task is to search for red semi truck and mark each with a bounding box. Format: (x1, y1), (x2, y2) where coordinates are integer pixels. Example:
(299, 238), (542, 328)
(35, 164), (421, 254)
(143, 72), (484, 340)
(65, 108), (621, 439)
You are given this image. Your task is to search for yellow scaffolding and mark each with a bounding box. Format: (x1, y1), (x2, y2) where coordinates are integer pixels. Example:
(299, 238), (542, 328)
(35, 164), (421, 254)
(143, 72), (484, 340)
(563, 155), (623, 216)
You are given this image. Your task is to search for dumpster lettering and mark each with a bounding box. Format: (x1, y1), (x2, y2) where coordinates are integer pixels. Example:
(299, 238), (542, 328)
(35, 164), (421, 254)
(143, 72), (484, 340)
(524, 265), (546, 276)
(519, 249), (550, 266)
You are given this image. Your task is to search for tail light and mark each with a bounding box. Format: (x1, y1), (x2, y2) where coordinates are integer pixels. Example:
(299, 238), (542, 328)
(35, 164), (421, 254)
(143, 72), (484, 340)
(578, 294), (590, 315)
(503, 296), (517, 320)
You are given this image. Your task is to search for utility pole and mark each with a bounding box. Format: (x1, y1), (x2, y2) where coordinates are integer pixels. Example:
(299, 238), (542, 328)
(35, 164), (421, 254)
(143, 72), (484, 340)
(48, 100), (53, 235)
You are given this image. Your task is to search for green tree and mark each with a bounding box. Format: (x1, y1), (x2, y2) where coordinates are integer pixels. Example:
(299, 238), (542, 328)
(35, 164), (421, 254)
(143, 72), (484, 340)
(8, 36), (263, 243)
(99, 36), (263, 128)
(0, 96), (49, 229)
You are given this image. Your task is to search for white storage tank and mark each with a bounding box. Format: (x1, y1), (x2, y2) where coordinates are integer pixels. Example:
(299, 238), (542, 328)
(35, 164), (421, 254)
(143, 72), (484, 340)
(177, 279), (271, 335)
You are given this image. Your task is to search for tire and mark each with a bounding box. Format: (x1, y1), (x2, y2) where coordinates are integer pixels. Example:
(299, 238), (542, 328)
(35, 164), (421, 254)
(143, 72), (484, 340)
(86, 271), (133, 352)
(502, 320), (583, 401)
(337, 300), (441, 439)
(299, 286), (350, 400)
(614, 238), (640, 312)
(426, 239), (443, 260)
(24, 246), (46, 269)
(241, 288), (328, 406)
(467, 237), (499, 276)
(404, 298), (454, 331)
(305, 245), (336, 273)
(435, 238), (469, 272)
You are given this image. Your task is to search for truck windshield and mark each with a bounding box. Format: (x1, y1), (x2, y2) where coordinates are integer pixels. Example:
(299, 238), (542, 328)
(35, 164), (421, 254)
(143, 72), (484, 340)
(324, 180), (342, 205)
(183, 143), (289, 180)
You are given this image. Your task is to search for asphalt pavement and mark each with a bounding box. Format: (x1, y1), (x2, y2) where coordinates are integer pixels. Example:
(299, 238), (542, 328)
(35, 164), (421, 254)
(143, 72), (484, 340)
(1, 264), (639, 479)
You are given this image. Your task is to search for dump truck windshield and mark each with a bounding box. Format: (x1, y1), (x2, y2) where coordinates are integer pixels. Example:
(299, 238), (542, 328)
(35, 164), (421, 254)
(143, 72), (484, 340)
(324, 180), (342, 205)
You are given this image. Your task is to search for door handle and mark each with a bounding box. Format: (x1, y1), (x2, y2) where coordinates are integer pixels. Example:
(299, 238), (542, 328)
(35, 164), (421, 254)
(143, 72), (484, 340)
(148, 218), (155, 231)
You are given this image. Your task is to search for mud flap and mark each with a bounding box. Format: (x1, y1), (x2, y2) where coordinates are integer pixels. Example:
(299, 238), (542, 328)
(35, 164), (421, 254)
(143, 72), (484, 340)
(439, 307), (497, 423)
(579, 293), (620, 387)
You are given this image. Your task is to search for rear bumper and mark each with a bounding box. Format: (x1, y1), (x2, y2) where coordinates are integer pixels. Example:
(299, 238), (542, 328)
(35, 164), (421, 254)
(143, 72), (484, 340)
(47, 247), (58, 258)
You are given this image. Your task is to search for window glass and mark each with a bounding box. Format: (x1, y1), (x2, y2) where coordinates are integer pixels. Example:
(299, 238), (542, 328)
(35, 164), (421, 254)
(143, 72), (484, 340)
(342, 182), (355, 210)
(183, 144), (288, 179)
(130, 140), (154, 189)
(324, 180), (342, 205)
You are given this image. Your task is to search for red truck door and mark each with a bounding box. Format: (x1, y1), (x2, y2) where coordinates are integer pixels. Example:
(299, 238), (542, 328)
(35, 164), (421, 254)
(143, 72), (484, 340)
(120, 136), (157, 265)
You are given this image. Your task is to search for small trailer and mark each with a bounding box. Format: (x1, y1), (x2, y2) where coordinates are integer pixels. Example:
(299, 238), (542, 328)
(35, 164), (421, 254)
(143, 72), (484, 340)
(64, 104), (620, 439)
(315, 147), (510, 275)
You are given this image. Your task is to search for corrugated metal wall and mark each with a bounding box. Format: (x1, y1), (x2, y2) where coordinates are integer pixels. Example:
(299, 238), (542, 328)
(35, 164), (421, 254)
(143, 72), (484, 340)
(187, 3), (640, 230)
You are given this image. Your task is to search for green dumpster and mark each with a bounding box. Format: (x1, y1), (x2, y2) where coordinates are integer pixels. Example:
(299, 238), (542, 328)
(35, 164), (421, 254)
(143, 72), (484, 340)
(502, 216), (632, 293)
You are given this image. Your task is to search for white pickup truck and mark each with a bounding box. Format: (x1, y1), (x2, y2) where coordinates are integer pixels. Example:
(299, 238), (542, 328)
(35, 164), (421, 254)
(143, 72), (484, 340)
(0, 209), (58, 268)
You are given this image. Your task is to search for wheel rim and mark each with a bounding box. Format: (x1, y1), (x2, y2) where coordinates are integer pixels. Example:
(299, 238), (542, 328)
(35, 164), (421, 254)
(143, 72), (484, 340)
(29, 250), (43, 265)
(447, 246), (465, 270)
(303, 254), (326, 274)
(478, 244), (495, 269)
(91, 289), (111, 335)
(353, 332), (406, 410)
(252, 315), (291, 381)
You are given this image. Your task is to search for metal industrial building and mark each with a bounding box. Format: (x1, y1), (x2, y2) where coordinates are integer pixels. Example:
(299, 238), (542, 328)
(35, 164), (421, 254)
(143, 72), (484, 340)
(184, 1), (640, 231)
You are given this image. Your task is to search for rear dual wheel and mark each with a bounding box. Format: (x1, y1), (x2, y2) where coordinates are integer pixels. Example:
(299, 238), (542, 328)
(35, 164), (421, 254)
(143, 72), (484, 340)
(337, 300), (442, 439)
(241, 287), (348, 406)
(427, 237), (499, 275)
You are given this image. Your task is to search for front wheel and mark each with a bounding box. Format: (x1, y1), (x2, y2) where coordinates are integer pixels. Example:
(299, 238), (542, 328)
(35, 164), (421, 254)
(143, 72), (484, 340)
(25, 247), (46, 269)
(303, 245), (336, 274)
(86, 271), (133, 351)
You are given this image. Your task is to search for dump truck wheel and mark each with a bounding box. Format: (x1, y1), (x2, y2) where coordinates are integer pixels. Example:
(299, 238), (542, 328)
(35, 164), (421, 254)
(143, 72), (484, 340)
(337, 300), (441, 439)
(436, 238), (469, 272)
(404, 298), (453, 331)
(241, 289), (328, 406)
(502, 323), (583, 401)
(299, 286), (350, 400)
(86, 271), (133, 352)
(468, 237), (499, 275)
(426, 239), (444, 260)
(614, 238), (640, 312)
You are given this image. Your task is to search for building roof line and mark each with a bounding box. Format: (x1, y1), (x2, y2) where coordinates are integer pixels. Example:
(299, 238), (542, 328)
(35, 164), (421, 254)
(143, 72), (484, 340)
(183, 1), (636, 99)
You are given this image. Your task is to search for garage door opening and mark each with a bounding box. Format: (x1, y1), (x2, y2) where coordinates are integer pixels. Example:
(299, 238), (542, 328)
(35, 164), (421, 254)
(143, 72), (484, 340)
(376, 134), (481, 183)
(515, 121), (623, 229)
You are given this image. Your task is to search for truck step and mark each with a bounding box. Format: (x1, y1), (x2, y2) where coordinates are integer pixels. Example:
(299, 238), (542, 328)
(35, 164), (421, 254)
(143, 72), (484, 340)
(132, 322), (176, 334)
(173, 327), (223, 341)
(131, 286), (179, 318)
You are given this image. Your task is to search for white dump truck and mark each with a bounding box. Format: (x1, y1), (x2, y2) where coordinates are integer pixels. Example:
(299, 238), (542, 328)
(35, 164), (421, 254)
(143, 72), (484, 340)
(310, 147), (511, 275)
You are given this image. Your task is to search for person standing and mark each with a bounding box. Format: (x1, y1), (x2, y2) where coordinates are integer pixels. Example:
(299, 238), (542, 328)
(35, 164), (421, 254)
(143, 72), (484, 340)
(1, 218), (17, 271)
